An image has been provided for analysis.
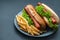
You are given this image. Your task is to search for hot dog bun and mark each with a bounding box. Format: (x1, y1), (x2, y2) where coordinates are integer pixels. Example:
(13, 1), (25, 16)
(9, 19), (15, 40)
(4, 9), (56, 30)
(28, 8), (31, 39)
(36, 2), (59, 29)
(41, 3), (59, 23)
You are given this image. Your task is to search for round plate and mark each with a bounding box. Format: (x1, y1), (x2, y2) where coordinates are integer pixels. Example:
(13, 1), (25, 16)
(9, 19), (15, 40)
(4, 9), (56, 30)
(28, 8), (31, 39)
(14, 11), (56, 37)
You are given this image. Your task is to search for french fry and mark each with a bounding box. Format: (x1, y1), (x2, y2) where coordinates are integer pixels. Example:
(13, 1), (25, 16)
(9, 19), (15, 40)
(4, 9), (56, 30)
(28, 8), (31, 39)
(16, 15), (41, 36)
(30, 28), (34, 36)
(16, 16), (27, 25)
(27, 26), (33, 34)
(30, 26), (39, 35)
(33, 30), (40, 35)
(31, 25), (42, 33)
(20, 27), (27, 32)
(27, 26), (31, 33)
(18, 23), (26, 30)
(16, 15), (27, 30)
(28, 25), (39, 35)
(27, 26), (34, 36)
(31, 25), (40, 32)
(16, 15), (28, 24)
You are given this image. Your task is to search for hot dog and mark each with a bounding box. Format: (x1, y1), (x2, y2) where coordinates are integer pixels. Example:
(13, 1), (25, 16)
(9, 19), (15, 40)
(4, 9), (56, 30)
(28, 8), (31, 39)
(25, 7), (40, 29)
(24, 5), (46, 29)
(36, 2), (59, 29)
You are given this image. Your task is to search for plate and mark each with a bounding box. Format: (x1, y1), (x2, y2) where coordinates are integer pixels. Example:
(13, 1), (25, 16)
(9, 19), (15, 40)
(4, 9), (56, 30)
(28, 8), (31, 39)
(14, 11), (56, 37)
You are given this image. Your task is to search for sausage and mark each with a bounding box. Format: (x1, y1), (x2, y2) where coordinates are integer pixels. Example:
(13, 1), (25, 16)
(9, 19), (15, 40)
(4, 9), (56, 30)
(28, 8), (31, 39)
(37, 2), (47, 13)
(37, 2), (42, 6)
(24, 5), (46, 29)
(25, 7), (40, 29)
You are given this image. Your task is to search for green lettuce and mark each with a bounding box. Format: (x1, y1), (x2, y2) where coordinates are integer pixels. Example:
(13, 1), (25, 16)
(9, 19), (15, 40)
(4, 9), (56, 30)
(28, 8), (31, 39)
(48, 18), (58, 30)
(35, 5), (51, 18)
(22, 9), (34, 25)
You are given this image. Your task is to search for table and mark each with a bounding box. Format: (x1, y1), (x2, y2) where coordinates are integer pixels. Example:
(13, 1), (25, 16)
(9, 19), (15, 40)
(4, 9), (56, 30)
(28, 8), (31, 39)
(0, 0), (60, 40)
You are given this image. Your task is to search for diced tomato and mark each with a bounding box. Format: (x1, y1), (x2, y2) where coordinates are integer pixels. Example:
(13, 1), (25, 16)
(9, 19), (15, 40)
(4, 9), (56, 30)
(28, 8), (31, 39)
(51, 17), (56, 24)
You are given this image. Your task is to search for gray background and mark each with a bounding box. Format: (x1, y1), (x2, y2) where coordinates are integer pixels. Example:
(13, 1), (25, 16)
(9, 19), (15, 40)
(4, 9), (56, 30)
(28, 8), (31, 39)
(0, 0), (60, 40)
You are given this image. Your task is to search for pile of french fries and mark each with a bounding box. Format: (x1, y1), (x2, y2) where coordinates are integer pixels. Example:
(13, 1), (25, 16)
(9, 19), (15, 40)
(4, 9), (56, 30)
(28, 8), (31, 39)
(16, 15), (42, 36)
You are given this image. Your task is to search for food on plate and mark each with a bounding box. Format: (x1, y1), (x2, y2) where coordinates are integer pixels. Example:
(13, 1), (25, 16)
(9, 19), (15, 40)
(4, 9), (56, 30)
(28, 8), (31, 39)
(16, 15), (41, 35)
(16, 2), (59, 36)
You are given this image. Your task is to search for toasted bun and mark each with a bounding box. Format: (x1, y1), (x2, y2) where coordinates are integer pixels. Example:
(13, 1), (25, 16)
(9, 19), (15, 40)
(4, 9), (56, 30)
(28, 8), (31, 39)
(43, 17), (50, 26)
(41, 3), (59, 24)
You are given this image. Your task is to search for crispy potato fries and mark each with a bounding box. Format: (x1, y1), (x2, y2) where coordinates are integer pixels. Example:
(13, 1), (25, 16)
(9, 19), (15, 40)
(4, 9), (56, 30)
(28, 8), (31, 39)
(16, 15), (42, 36)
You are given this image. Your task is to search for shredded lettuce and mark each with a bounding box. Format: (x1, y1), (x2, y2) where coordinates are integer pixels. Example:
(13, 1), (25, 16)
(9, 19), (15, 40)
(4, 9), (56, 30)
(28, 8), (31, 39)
(48, 18), (58, 30)
(35, 5), (51, 18)
(35, 5), (58, 30)
(22, 9), (34, 25)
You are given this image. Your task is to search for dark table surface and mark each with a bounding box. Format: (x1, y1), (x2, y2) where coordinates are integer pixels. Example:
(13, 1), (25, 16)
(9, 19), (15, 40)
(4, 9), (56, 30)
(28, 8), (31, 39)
(0, 0), (60, 40)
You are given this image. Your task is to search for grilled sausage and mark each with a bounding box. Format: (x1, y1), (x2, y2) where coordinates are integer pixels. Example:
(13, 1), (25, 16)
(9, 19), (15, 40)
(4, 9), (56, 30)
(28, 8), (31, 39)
(25, 7), (40, 29)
